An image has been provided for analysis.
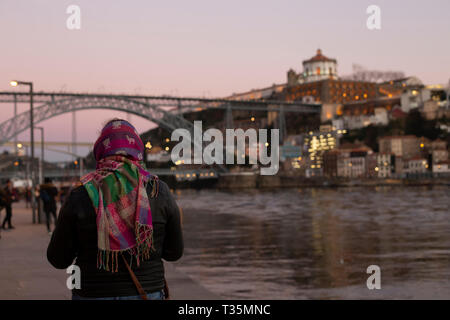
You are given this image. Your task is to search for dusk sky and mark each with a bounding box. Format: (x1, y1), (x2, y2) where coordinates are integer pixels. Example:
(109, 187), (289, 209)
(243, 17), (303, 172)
(1, 0), (449, 161)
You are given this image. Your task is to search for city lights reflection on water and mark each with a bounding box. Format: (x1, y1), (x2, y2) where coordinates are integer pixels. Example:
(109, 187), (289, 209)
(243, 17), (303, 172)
(173, 186), (450, 299)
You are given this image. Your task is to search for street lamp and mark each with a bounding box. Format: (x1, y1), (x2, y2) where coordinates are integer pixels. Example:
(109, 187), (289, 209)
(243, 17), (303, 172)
(17, 143), (30, 184)
(10, 80), (36, 223)
(73, 158), (85, 178)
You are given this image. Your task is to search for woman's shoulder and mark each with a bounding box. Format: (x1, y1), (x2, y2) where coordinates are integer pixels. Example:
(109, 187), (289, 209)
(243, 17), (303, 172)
(66, 184), (90, 203)
(60, 185), (96, 220)
(146, 178), (170, 197)
(70, 184), (87, 194)
(157, 179), (170, 193)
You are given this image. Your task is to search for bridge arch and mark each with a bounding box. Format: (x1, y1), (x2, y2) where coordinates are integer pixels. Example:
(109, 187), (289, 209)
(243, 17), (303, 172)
(0, 95), (194, 146)
(0, 95), (227, 172)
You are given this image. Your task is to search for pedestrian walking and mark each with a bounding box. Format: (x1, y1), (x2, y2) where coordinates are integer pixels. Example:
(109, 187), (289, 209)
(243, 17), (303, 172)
(40, 178), (58, 234)
(47, 119), (183, 300)
(25, 186), (31, 209)
(1, 180), (17, 230)
(58, 186), (67, 207)
(0, 187), (4, 239)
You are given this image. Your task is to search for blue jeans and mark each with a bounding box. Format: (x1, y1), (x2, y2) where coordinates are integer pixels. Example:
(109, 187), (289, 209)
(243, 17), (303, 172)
(72, 290), (164, 300)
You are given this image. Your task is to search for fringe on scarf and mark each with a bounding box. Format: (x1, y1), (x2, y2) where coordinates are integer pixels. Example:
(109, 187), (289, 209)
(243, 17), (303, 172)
(96, 225), (155, 272)
(148, 175), (159, 199)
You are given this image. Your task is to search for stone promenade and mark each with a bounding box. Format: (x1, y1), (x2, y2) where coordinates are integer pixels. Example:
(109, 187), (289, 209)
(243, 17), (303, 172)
(0, 202), (219, 300)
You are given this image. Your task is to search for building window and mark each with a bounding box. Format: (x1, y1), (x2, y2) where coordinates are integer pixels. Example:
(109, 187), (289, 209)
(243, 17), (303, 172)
(316, 67), (321, 75)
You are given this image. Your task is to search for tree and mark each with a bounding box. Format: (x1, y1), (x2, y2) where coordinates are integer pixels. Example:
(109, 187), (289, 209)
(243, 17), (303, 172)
(405, 109), (425, 137)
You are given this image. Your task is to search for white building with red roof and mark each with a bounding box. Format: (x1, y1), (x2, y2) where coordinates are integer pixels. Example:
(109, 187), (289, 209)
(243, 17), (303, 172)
(287, 49), (338, 86)
(302, 49), (338, 83)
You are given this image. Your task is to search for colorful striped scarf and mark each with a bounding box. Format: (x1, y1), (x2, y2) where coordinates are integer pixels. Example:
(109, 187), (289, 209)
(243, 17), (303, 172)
(81, 120), (158, 272)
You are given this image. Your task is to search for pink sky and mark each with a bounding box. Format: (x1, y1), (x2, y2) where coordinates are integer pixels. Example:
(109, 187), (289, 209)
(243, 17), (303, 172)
(1, 0), (449, 161)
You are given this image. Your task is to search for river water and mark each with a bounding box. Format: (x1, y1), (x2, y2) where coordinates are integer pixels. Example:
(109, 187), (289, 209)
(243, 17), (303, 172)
(172, 186), (450, 299)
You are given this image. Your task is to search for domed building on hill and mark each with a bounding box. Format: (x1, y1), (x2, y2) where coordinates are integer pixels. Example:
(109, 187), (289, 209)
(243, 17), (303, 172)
(287, 49), (338, 86)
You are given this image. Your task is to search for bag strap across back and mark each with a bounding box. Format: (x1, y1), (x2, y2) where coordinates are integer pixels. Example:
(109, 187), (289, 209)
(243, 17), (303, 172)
(120, 254), (170, 300)
(121, 254), (148, 300)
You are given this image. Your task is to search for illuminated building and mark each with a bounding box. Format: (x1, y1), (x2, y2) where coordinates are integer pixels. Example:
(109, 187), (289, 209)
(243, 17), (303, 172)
(323, 143), (373, 178)
(284, 49), (391, 103)
(403, 157), (428, 174)
(376, 153), (395, 178)
(282, 78), (380, 105)
(287, 49), (338, 84)
(279, 49), (405, 125)
(303, 129), (338, 175)
(337, 151), (367, 178)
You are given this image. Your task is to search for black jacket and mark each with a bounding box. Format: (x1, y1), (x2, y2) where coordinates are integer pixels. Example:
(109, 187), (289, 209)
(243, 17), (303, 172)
(47, 180), (183, 298)
(40, 183), (58, 211)
(0, 186), (16, 207)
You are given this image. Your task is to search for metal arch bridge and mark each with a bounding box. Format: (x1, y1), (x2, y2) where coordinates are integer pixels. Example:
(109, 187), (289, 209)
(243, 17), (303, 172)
(0, 92), (321, 141)
(0, 92), (207, 145)
(0, 91), (321, 171)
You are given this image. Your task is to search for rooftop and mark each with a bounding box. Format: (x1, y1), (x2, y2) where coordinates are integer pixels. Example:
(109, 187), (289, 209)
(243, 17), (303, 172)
(391, 108), (408, 119)
(303, 49), (337, 64)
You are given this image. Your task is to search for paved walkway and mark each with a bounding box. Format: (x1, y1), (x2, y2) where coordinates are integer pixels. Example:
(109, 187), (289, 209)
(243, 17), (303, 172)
(0, 202), (220, 300)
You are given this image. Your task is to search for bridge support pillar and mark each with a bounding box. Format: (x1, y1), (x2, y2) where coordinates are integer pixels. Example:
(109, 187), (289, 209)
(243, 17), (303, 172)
(178, 100), (184, 118)
(225, 104), (234, 129)
(278, 105), (287, 144)
(71, 111), (77, 160)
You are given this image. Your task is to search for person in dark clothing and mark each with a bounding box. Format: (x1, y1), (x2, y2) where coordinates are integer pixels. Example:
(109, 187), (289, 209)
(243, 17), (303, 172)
(1, 180), (17, 230)
(0, 186), (4, 239)
(47, 119), (183, 300)
(40, 178), (59, 234)
(25, 186), (31, 209)
(58, 186), (68, 207)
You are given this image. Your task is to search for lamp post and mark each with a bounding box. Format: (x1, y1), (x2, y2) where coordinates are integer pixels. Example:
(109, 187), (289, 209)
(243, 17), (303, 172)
(34, 127), (44, 184)
(35, 127), (45, 185)
(80, 157), (84, 178)
(10, 80), (36, 223)
(14, 95), (18, 155)
(34, 127), (45, 225)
